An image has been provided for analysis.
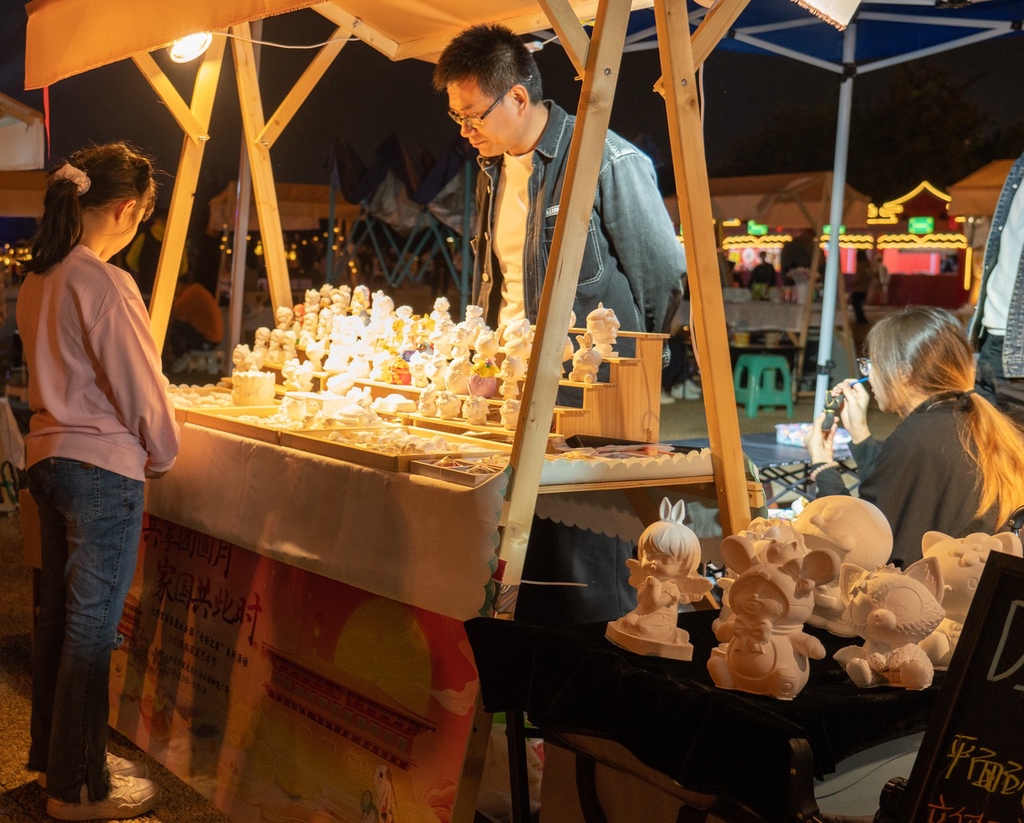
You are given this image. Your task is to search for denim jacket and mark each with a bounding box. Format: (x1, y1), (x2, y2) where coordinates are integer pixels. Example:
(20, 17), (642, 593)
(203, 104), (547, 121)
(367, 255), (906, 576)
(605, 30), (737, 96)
(969, 151), (1024, 377)
(470, 102), (685, 336)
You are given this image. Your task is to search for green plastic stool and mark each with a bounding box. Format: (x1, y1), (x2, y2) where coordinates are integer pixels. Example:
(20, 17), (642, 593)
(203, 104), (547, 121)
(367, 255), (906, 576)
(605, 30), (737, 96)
(733, 353), (793, 418)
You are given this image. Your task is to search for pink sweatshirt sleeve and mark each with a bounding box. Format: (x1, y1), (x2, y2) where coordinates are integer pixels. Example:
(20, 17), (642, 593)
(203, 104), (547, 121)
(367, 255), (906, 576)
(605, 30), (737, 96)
(86, 290), (180, 473)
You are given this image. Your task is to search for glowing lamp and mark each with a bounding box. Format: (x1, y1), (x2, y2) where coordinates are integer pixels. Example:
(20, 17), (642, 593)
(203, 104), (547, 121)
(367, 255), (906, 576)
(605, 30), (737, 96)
(790, 0), (863, 30)
(168, 32), (213, 63)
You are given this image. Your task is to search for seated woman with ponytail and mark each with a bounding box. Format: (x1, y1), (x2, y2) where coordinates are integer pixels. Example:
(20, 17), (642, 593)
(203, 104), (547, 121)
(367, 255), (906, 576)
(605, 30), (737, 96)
(807, 306), (1024, 567)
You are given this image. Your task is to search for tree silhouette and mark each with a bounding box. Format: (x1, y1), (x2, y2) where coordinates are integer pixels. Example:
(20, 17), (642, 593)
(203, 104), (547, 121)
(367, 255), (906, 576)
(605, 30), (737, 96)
(716, 63), (1021, 202)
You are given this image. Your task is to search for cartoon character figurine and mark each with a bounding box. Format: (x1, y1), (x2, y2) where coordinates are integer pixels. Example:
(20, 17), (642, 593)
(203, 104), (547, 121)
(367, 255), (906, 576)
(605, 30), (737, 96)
(461, 395), (490, 426)
(417, 384), (439, 418)
(715, 516), (807, 621)
(707, 535), (839, 699)
(436, 390), (462, 420)
(793, 496), (893, 636)
(605, 499), (711, 661)
(445, 356), (472, 395)
(498, 355), (526, 400)
(499, 398), (520, 430)
(304, 338), (326, 372)
(586, 302), (620, 357)
(569, 332), (602, 384)
(918, 530), (1022, 669)
(833, 558), (946, 690)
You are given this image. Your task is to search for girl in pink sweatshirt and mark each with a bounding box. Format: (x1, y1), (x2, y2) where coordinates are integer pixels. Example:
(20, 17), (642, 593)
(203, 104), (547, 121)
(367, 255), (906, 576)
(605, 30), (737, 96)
(17, 142), (179, 821)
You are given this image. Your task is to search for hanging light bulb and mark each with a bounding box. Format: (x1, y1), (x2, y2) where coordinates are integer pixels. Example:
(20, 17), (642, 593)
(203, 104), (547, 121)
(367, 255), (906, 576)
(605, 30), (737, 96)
(168, 32), (213, 63)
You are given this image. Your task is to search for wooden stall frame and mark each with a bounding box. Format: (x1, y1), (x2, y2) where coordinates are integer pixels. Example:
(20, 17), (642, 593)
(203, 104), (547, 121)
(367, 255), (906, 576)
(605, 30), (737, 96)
(26, 1), (757, 819)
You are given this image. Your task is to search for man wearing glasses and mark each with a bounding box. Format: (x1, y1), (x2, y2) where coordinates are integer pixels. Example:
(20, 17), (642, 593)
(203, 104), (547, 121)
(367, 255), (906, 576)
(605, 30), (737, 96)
(433, 23), (685, 344)
(433, 24), (688, 626)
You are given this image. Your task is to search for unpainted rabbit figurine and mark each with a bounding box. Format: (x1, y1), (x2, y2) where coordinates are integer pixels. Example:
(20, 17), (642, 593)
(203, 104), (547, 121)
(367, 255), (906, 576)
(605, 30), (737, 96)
(569, 333), (602, 384)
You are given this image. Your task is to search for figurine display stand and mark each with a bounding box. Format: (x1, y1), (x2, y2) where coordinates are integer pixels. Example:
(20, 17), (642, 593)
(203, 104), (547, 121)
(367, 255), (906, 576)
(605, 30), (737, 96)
(793, 496), (893, 636)
(707, 533), (840, 700)
(605, 499), (711, 661)
(833, 558), (946, 690)
(918, 530), (1022, 669)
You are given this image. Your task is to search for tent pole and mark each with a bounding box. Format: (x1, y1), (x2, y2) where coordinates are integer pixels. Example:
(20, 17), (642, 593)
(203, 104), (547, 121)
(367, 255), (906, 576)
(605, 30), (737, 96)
(228, 21), (261, 352)
(140, 38), (225, 353)
(815, 23), (857, 417)
(496, 0), (631, 586)
(460, 156), (473, 317)
(656, 0), (752, 537)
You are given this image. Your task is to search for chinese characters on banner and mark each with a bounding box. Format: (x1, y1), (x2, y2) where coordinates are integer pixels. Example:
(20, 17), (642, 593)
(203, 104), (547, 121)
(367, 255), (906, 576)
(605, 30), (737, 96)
(111, 514), (480, 823)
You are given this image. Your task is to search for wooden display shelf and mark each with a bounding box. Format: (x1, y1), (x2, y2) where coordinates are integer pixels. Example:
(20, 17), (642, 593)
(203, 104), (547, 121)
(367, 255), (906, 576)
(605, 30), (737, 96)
(184, 406), (284, 444)
(247, 328), (665, 444)
(557, 330), (666, 443)
(280, 426), (511, 473)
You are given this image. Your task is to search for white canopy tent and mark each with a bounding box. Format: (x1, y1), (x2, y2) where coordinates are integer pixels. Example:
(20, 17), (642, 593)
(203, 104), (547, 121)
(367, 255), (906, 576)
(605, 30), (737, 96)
(0, 92), (45, 172)
(207, 180), (360, 232)
(949, 158), (1015, 218)
(0, 94), (46, 218)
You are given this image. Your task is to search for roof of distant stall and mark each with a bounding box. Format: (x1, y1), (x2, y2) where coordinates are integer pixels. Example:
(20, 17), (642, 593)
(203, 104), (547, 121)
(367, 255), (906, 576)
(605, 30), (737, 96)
(948, 158), (1016, 217)
(664, 170), (871, 230)
(208, 180), (361, 233)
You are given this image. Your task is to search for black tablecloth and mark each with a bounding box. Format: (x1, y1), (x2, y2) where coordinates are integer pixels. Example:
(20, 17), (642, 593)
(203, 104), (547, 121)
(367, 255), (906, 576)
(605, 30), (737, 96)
(466, 611), (941, 822)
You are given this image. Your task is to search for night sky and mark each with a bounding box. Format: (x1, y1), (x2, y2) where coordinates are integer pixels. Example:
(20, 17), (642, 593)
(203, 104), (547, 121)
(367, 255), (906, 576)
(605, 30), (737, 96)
(2, 3), (1022, 234)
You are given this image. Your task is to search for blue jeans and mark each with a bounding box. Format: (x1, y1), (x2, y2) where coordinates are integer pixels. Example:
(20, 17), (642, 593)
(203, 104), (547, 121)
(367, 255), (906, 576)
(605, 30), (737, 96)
(27, 458), (144, 802)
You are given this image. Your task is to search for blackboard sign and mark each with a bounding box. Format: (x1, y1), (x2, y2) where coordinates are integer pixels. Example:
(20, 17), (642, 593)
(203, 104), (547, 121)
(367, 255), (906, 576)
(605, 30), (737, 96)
(898, 551), (1024, 823)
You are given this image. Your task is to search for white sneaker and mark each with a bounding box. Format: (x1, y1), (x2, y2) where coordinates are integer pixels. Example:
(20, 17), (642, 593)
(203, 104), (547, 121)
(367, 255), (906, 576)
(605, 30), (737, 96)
(46, 773), (160, 821)
(660, 389), (676, 405)
(670, 378), (703, 400)
(38, 752), (149, 789)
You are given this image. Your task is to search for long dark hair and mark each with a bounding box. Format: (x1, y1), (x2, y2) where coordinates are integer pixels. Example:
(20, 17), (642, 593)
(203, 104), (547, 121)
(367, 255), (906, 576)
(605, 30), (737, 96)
(23, 142), (156, 274)
(867, 305), (1024, 524)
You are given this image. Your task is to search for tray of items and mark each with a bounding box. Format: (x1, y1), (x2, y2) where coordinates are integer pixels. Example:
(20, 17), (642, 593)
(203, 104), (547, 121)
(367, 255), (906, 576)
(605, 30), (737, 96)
(280, 424), (511, 472)
(184, 405), (287, 444)
(165, 383), (235, 422)
(409, 454), (510, 487)
(540, 435), (713, 486)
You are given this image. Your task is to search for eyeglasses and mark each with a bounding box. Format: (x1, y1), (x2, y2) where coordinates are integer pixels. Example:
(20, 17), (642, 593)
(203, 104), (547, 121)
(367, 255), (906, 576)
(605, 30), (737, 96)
(447, 85), (513, 131)
(857, 358), (872, 377)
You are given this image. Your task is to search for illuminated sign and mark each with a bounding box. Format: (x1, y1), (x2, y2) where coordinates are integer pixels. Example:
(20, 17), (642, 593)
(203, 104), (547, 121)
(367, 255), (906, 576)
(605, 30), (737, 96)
(747, 220), (768, 236)
(908, 216), (935, 235)
(822, 224), (846, 234)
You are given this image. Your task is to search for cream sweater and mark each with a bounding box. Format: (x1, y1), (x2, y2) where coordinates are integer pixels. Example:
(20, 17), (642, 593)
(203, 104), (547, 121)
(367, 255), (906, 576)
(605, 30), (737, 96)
(17, 245), (179, 480)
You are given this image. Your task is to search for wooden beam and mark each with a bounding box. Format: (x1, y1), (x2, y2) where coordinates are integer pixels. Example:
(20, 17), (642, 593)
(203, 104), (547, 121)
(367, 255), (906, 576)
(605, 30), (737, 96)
(258, 26), (350, 149)
(392, 0), (616, 62)
(147, 36), (226, 351)
(131, 52), (208, 143)
(539, 0), (591, 75)
(498, 0), (632, 585)
(231, 23), (293, 315)
(653, 0), (748, 98)
(691, 0), (748, 67)
(315, 2), (399, 59)
(654, 0), (752, 537)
